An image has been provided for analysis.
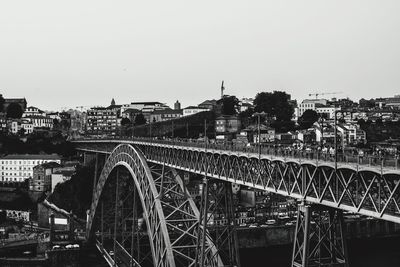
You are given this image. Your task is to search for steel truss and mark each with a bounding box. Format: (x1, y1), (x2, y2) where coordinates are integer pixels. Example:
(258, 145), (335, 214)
(292, 204), (348, 267)
(197, 179), (241, 267)
(123, 143), (400, 224)
(87, 144), (223, 267)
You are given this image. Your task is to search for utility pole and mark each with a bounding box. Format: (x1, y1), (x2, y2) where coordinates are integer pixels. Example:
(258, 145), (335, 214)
(204, 119), (207, 149)
(149, 121), (152, 138)
(172, 121), (174, 139)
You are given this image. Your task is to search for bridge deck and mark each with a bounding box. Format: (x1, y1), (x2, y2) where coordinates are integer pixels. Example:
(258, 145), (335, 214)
(73, 138), (400, 224)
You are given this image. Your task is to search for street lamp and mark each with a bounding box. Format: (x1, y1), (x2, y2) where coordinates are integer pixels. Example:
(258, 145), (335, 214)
(252, 111), (267, 158)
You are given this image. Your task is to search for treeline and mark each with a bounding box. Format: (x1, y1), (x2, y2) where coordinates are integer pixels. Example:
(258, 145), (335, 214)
(0, 133), (75, 157)
(358, 120), (400, 142)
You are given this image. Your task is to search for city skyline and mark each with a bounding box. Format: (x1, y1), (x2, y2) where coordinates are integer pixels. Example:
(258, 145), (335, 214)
(1, 0), (400, 111)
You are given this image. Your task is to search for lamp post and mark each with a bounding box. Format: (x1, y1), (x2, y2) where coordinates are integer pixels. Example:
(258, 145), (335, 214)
(252, 112), (266, 159)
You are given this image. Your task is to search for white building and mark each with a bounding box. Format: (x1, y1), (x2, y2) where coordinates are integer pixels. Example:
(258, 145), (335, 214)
(182, 106), (210, 117)
(2, 209), (30, 222)
(8, 119), (34, 134)
(23, 106), (46, 117)
(24, 115), (53, 129)
(337, 124), (367, 147)
(121, 102), (170, 115)
(298, 99), (328, 117)
(21, 120), (34, 134)
(297, 99), (340, 119)
(315, 106), (340, 120)
(0, 154), (61, 182)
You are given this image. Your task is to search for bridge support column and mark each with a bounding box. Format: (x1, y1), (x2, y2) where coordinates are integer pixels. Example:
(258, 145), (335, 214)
(292, 204), (349, 267)
(197, 179), (241, 267)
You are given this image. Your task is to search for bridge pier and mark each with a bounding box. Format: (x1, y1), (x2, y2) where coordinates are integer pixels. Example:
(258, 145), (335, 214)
(292, 204), (349, 267)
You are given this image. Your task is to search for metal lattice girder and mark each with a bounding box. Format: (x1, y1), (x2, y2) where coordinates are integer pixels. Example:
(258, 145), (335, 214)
(292, 204), (349, 267)
(197, 179), (241, 267)
(75, 140), (400, 223)
(87, 144), (223, 267)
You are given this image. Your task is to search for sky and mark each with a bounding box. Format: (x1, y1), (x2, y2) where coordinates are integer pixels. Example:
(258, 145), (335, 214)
(1, 0), (400, 111)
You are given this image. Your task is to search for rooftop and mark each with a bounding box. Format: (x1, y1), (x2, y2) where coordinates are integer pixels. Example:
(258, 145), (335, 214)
(130, 101), (164, 105)
(184, 106), (209, 110)
(152, 108), (182, 114)
(34, 162), (61, 169)
(122, 108), (141, 114)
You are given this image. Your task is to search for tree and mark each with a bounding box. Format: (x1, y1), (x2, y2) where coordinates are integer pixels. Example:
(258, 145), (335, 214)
(298, 110), (319, 129)
(53, 119), (60, 127)
(357, 118), (366, 126)
(253, 91), (294, 122)
(134, 113), (147, 126)
(121, 117), (131, 126)
(238, 107), (255, 128)
(6, 103), (23, 119)
(0, 95), (4, 113)
(18, 128), (26, 136)
(219, 96), (239, 115)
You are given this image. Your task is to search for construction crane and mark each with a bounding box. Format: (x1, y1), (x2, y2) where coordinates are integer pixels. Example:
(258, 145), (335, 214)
(308, 92), (342, 99)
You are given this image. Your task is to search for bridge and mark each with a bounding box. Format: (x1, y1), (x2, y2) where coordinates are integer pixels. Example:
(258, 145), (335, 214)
(73, 138), (400, 267)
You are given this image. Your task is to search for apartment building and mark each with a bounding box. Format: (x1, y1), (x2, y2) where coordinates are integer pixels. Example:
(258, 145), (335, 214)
(0, 154), (61, 182)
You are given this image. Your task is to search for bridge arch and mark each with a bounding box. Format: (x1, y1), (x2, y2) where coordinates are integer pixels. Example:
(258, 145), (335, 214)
(87, 144), (222, 267)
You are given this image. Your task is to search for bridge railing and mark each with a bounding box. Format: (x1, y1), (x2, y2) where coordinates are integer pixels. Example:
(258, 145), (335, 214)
(75, 136), (400, 171)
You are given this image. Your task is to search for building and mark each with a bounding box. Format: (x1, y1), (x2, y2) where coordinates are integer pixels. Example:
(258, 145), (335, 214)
(182, 106), (210, 117)
(337, 124), (367, 147)
(174, 100), (181, 110)
(374, 95), (400, 109)
(239, 98), (254, 112)
(30, 162), (61, 193)
(315, 126), (340, 145)
(121, 108), (141, 122)
(1, 209), (30, 222)
(0, 116), (7, 133)
(243, 124), (275, 143)
(0, 154), (61, 183)
(8, 119), (34, 134)
(23, 106), (46, 117)
(198, 99), (218, 110)
(37, 200), (73, 230)
(122, 102), (170, 114)
(65, 109), (87, 134)
(86, 106), (121, 135)
(9, 120), (21, 134)
(24, 115), (54, 129)
(296, 130), (316, 144)
(297, 99), (340, 119)
(150, 108), (182, 123)
(315, 106), (340, 119)
(215, 115), (241, 140)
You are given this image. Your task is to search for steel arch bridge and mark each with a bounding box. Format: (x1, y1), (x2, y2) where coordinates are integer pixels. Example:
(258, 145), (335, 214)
(87, 144), (224, 267)
(74, 138), (400, 267)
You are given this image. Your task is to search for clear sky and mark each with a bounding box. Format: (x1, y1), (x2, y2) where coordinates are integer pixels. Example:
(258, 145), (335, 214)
(1, 0), (399, 111)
